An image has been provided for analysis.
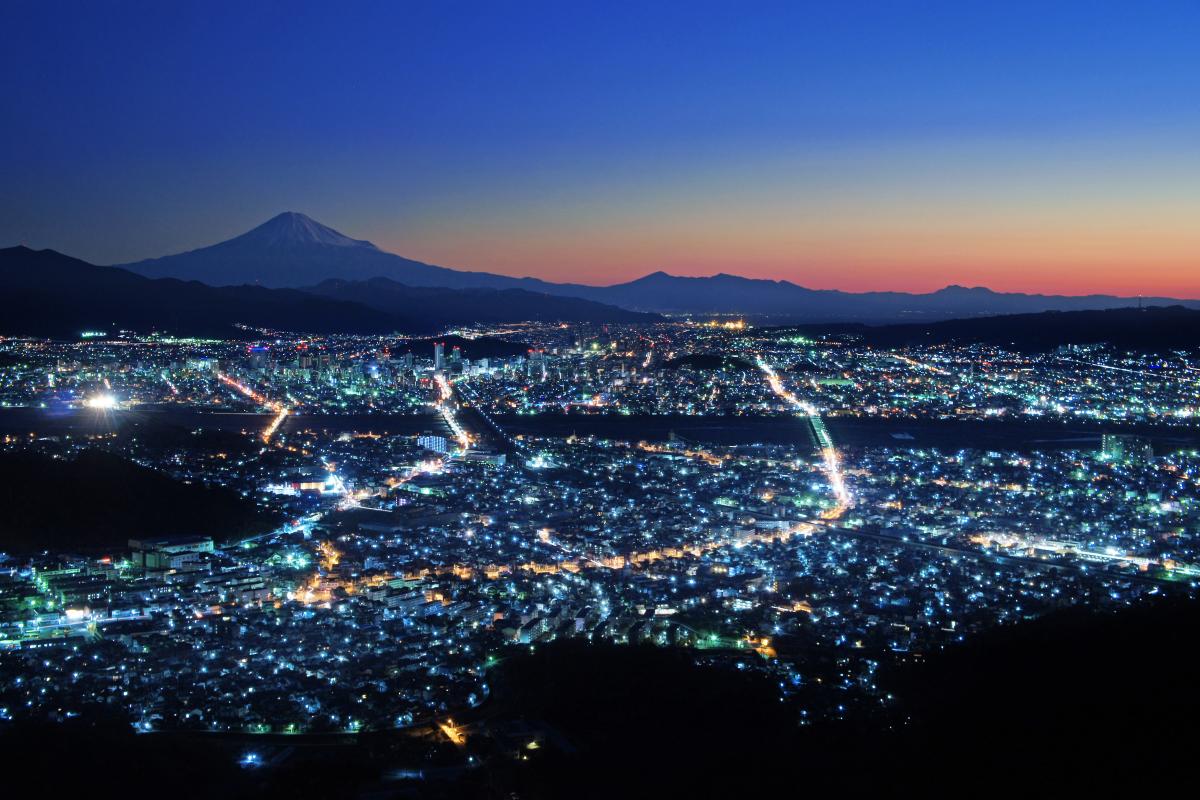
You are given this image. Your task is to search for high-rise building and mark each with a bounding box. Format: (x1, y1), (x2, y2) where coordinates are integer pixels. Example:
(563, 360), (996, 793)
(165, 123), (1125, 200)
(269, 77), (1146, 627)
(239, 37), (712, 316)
(1101, 433), (1153, 465)
(418, 434), (449, 454)
(248, 345), (270, 372)
(1101, 433), (1122, 461)
(434, 342), (445, 371)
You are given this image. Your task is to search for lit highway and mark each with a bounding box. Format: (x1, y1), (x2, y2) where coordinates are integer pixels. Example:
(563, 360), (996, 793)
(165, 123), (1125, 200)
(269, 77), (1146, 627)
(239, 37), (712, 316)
(758, 357), (852, 518)
(217, 371), (291, 442)
(434, 372), (472, 452)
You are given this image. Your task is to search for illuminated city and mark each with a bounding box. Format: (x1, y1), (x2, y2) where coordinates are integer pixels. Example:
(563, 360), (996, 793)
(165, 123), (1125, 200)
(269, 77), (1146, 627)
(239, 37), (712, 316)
(3, 324), (1198, 749)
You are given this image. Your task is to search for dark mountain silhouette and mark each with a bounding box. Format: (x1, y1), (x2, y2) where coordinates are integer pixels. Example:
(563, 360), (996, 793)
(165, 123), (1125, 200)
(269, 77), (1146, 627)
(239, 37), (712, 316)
(0, 246), (657, 338)
(118, 211), (568, 292)
(116, 212), (1200, 321)
(0, 245), (402, 337)
(433, 598), (1200, 796)
(569, 271), (1200, 320)
(783, 305), (1200, 351)
(306, 276), (659, 325)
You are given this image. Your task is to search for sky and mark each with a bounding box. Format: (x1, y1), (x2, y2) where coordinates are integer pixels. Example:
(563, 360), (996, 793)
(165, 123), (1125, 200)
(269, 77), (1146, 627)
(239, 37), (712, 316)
(2, 0), (1199, 295)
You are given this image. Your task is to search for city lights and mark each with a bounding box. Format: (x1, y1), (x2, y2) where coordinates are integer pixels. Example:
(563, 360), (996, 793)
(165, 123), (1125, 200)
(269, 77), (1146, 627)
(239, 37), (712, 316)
(84, 393), (118, 410)
(2, 320), (1197, 767)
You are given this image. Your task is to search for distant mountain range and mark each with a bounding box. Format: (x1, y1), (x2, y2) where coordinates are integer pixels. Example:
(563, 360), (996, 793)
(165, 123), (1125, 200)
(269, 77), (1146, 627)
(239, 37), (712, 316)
(567, 272), (1200, 321)
(8, 212), (1199, 339)
(5, 242), (1198, 351)
(783, 305), (1200, 352)
(118, 212), (1200, 321)
(0, 246), (658, 338)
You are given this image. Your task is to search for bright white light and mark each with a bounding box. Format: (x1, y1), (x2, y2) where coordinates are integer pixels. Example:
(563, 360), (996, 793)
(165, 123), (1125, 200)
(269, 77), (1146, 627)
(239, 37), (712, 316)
(85, 394), (118, 410)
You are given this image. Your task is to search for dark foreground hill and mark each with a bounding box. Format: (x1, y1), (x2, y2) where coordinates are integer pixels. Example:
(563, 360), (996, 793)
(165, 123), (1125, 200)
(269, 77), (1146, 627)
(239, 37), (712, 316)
(0, 450), (281, 552)
(889, 597), (1200, 763)
(784, 304), (1200, 351)
(483, 598), (1200, 796)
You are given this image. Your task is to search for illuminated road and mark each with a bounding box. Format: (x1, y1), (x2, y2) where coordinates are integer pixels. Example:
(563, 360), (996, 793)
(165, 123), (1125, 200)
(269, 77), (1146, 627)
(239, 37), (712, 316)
(451, 380), (526, 455)
(435, 373), (472, 452)
(891, 353), (951, 376)
(814, 520), (1195, 590)
(261, 405), (290, 443)
(757, 357), (852, 518)
(1059, 356), (1200, 394)
(438, 718), (467, 746)
(969, 532), (1200, 576)
(217, 371), (291, 442)
(217, 372), (276, 408)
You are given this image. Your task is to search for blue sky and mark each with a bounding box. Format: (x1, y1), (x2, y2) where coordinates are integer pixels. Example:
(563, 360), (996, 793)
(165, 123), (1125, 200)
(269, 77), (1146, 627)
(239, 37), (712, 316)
(3, 1), (1198, 293)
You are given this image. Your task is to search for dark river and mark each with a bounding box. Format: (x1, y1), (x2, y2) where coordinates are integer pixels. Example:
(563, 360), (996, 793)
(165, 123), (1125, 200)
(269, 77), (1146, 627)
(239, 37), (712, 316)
(493, 414), (1200, 453)
(3, 407), (1198, 453)
(0, 407), (448, 438)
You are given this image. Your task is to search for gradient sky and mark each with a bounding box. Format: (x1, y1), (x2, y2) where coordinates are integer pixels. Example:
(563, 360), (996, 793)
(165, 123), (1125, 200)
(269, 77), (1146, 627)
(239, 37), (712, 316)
(3, 1), (1199, 295)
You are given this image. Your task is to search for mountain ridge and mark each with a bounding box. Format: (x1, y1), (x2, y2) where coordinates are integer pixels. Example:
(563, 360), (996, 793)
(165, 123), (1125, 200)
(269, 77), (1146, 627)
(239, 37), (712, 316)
(0, 246), (659, 338)
(114, 212), (1200, 321)
(779, 305), (1200, 352)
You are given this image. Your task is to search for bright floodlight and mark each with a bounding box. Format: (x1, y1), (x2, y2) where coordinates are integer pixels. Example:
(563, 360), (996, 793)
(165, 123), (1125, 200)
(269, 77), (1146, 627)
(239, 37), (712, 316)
(85, 394), (118, 410)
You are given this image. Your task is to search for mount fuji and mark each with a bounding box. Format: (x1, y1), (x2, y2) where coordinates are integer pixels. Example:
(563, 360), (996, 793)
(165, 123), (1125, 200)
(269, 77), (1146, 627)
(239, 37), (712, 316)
(118, 211), (566, 293)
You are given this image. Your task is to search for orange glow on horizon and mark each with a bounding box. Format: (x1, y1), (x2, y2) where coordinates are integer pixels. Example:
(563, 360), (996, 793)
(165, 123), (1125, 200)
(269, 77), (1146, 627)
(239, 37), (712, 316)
(381, 241), (1200, 298)
(382, 217), (1200, 297)
(376, 139), (1200, 298)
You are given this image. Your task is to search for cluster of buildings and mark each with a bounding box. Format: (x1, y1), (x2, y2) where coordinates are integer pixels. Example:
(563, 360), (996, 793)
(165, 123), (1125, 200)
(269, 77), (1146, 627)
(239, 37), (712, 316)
(1, 321), (1197, 739)
(5, 324), (1197, 426)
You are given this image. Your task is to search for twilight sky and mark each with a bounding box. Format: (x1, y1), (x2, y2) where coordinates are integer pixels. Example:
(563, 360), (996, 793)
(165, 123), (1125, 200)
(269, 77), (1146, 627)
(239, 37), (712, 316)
(3, 1), (1199, 295)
